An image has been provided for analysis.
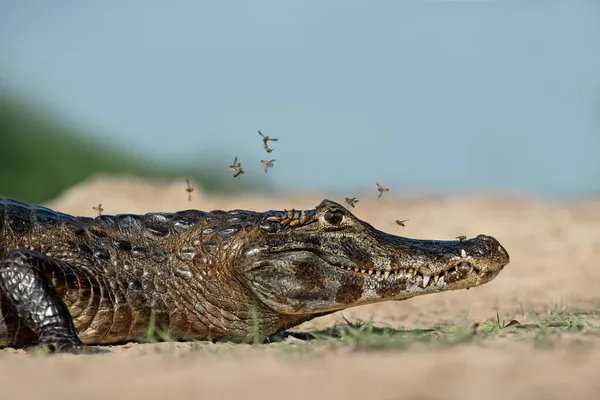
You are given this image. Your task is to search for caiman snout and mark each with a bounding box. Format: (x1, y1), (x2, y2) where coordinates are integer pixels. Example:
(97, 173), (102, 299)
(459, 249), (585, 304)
(467, 234), (510, 272)
(244, 199), (511, 315)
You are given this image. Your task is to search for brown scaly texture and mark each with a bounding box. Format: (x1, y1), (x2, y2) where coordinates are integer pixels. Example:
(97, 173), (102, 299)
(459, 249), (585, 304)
(0, 197), (509, 353)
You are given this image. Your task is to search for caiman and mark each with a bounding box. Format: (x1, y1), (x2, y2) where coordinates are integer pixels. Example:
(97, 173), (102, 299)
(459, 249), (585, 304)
(0, 197), (510, 353)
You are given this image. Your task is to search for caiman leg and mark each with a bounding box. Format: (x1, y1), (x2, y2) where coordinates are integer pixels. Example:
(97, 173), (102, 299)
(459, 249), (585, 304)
(0, 249), (104, 354)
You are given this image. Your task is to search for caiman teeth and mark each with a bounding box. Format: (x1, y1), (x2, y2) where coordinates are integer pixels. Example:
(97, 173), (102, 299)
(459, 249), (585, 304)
(422, 275), (431, 287)
(335, 261), (477, 285)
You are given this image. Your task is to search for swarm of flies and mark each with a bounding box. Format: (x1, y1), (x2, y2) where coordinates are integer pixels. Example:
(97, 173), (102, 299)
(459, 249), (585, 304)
(261, 159), (276, 173)
(218, 128), (417, 237)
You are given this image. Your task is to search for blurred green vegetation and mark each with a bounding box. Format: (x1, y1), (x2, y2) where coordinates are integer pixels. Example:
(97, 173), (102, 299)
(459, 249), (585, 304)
(0, 90), (270, 204)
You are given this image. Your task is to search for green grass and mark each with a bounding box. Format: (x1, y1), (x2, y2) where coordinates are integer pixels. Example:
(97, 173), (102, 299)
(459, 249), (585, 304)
(7, 304), (598, 357)
(143, 313), (175, 344)
(302, 317), (475, 351)
(133, 303), (600, 356)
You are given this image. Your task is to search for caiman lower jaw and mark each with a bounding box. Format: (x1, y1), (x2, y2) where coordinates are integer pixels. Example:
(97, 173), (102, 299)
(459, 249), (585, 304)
(331, 260), (497, 289)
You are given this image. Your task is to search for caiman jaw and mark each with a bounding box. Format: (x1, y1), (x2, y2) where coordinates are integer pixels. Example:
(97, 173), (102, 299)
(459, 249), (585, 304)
(317, 233), (509, 301)
(329, 235), (507, 290)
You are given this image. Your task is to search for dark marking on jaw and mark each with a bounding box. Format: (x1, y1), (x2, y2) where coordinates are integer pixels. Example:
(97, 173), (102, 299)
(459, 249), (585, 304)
(293, 261), (326, 290)
(335, 274), (364, 304)
(375, 279), (408, 298)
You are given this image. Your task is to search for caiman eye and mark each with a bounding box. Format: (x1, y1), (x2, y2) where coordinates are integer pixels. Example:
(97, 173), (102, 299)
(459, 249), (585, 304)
(324, 210), (344, 225)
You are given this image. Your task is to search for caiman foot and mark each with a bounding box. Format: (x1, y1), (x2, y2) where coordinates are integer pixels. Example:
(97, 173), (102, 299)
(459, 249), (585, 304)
(35, 343), (108, 355)
(0, 249), (106, 355)
(36, 326), (108, 354)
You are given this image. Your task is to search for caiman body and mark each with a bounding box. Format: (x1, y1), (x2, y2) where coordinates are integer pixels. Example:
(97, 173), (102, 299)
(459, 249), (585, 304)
(0, 197), (510, 353)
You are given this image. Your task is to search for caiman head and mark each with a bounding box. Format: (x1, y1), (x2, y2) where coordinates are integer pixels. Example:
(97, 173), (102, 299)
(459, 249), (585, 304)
(242, 199), (510, 316)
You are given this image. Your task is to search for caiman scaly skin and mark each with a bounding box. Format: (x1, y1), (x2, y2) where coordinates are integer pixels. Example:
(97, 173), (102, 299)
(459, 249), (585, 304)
(0, 197), (510, 353)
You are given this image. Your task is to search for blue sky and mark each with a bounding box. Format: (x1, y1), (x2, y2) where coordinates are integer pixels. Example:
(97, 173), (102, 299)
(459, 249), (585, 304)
(2, 1), (599, 197)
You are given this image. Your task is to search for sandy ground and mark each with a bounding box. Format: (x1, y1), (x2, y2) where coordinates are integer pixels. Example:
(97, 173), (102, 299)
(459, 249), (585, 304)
(2, 175), (600, 399)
